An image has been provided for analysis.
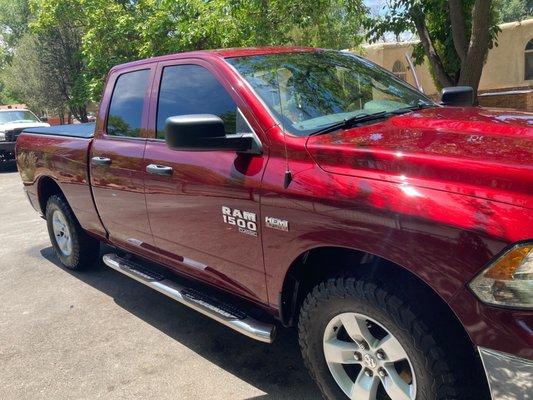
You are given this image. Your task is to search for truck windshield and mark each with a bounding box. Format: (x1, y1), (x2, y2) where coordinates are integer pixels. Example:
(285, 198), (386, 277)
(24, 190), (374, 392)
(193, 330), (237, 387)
(0, 110), (40, 124)
(227, 51), (433, 136)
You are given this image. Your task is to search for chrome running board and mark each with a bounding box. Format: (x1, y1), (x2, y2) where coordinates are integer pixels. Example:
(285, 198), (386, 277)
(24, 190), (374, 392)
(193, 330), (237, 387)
(102, 253), (276, 343)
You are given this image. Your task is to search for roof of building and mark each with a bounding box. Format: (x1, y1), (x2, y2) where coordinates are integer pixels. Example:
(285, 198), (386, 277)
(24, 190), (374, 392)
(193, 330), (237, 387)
(362, 18), (533, 50)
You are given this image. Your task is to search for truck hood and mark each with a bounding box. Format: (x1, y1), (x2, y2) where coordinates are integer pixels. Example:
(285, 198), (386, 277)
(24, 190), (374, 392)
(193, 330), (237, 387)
(306, 107), (533, 208)
(0, 121), (50, 131)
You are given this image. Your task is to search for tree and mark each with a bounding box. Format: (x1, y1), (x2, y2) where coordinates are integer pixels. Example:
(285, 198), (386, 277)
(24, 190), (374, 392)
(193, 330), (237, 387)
(3, 34), (64, 114)
(0, 0), (31, 104)
(497, 0), (532, 23)
(368, 0), (501, 98)
(39, 23), (89, 121)
(284, 0), (368, 48)
(4, 21), (89, 120)
(25, 0), (89, 120)
(31, 0), (367, 101)
(4, 0), (367, 108)
(0, 0), (31, 62)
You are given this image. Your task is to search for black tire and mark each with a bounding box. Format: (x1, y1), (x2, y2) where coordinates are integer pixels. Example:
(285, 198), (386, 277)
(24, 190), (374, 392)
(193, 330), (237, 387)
(45, 194), (99, 270)
(298, 277), (478, 400)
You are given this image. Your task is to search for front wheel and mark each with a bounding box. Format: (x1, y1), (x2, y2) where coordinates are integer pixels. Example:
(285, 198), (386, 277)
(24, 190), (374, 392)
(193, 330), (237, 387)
(45, 194), (99, 270)
(298, 278), (467, 400)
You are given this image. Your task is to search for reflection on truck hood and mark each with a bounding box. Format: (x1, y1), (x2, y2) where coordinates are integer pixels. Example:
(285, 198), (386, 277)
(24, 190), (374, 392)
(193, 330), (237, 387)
(306, 106), (533, 209)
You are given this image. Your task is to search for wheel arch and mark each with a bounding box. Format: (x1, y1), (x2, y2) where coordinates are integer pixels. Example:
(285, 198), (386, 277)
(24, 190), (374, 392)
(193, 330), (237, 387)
(37, 175), (64, 214)
(279, 245), (469, 342)
(281, 244), (491, 397)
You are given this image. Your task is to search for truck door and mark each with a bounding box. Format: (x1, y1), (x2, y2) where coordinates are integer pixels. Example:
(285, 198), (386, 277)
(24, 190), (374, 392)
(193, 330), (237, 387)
(143, 60), (268, 303)
(90, 65), (155, 252)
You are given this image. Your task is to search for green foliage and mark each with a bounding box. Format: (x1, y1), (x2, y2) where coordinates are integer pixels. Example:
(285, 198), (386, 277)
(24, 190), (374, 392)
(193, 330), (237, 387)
(0, 0), (31, 104)
(30, 0), (367, 100)
(3, 34), (55, 112)
(29, 0), (90, 117)
(0, 0), (31, 61)
(0, 0), (367, 110)
(4, 2), (89, 120)
(496, 0), (532, 23)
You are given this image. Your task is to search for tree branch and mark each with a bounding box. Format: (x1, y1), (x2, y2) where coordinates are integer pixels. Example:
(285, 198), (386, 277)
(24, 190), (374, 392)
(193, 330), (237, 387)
(448, 0), (468, 63)
(410, 7), (454, 87)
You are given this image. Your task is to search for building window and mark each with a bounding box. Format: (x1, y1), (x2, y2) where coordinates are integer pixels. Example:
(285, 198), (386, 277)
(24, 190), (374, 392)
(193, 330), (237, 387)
(392, 60), (407, 81)
(525, 39), (533, 80)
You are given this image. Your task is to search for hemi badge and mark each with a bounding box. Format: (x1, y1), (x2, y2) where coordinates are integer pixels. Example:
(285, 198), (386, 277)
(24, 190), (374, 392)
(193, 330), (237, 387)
(265, 216), (289, 232)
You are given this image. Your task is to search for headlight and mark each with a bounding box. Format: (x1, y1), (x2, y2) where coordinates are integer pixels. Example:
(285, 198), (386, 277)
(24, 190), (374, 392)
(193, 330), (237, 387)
(0, 131), (5, 141)
(469, 242), (533, 309)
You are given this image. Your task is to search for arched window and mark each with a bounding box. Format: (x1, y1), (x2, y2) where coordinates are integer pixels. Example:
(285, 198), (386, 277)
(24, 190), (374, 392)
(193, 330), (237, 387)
(392, 60), (407, 81)
(525, 39), (533, 80)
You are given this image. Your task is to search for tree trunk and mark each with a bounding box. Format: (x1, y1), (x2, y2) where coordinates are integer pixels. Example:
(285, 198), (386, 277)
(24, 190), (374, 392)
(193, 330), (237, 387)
(410, 7), (454, 88)
(70, 105), (88, 123)
(448, 0), (468, 63)
(457, 0), (492, 100)
(78, 106), (88, 123)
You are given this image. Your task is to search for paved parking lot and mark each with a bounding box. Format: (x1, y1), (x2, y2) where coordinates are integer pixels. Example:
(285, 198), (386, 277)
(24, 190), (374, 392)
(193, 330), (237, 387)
(0, 167), (320, 400)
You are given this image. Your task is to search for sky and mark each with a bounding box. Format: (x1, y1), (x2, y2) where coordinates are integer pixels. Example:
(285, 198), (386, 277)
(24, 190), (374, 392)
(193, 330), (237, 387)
(363, 0), (415, 42)
(364, 0), (389, 17)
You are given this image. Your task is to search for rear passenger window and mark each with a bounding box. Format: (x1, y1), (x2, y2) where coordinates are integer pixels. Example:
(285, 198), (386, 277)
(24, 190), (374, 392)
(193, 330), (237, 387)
(107, 69), (150, 137)
(156, 65), (237, 139)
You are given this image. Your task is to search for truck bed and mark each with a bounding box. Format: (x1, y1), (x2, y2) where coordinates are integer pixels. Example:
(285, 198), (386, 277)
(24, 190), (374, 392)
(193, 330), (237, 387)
(16, 125), (106, 237)
(22, 122), (95, 138)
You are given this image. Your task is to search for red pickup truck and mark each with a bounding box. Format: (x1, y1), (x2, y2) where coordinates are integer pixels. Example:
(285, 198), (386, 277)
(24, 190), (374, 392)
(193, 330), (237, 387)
(16, 47), (532, 400)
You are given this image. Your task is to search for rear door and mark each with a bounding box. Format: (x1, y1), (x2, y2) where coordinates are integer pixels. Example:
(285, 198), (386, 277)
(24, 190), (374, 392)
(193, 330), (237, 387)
(90, 65), (156, 252)
(143, 59), (269, 302)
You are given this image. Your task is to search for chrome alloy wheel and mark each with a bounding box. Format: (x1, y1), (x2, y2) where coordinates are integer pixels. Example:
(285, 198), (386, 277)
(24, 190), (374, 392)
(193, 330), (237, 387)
(323, 312), (416, 400)
(52, 210), (72, 256)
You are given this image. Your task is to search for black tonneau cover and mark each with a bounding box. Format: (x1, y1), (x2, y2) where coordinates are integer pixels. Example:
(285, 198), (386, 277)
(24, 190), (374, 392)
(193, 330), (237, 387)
(23, 122), (95, 139)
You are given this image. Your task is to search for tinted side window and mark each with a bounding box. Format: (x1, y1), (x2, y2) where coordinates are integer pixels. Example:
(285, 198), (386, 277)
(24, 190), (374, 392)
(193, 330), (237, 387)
(156, 65), (236, 139)
(107, 69), (150, 137)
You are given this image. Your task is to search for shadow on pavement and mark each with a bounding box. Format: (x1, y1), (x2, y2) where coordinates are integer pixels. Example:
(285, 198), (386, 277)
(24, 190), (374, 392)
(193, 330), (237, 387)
(39, 246), (321, 400)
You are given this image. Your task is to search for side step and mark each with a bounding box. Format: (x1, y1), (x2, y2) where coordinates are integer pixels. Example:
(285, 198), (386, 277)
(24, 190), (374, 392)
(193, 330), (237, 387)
(102, 253), (276, 343)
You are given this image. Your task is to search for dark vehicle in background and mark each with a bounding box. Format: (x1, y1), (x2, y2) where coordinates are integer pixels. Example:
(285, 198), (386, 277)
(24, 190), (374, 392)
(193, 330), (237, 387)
(0, 107), (49, 164)
(15, 47), (533, 400)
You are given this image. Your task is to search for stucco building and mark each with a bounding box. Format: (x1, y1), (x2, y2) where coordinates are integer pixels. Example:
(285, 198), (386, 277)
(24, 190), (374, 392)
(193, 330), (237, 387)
(363, 19), (533, 110)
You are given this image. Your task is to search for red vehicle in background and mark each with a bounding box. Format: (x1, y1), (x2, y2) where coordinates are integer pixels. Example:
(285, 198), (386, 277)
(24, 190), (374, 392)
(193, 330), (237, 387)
(15, 47), (532, 400)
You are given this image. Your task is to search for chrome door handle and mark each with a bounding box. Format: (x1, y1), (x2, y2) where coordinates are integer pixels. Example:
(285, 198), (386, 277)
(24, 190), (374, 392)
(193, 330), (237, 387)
(146, 164), (173, 176)
(91, 156), (111, 166)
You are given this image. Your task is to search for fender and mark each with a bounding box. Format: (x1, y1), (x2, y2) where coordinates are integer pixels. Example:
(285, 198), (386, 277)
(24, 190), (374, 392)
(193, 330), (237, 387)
(261, 157), (524, 309)
(16, 133), (106, 238)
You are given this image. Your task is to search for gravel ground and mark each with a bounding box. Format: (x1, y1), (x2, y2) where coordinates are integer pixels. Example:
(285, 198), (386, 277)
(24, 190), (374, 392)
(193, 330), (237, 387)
(0, 166), (321, 400)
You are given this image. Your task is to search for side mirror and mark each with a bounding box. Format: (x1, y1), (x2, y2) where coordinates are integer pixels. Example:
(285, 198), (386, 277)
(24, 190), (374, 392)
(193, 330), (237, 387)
(440, 86), (474, 106)
(165, 114), (260, 154)
(39, 116), (48, 122)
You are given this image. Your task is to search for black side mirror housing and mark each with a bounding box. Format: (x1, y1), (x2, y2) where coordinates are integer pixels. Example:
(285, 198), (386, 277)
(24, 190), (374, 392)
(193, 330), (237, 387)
(440, 86), (474, 106)
(165, 114), (260, 154)
(40, 116), (48, 122)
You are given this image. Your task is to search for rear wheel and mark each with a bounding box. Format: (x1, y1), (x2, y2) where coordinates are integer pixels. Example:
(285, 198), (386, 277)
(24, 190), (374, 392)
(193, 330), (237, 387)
(298, 277), (470, 400)
(45, 195), (99, 270)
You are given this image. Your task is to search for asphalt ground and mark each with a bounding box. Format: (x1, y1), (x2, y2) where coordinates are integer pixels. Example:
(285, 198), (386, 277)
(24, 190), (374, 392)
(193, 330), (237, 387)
(0, 165), (321, 400)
